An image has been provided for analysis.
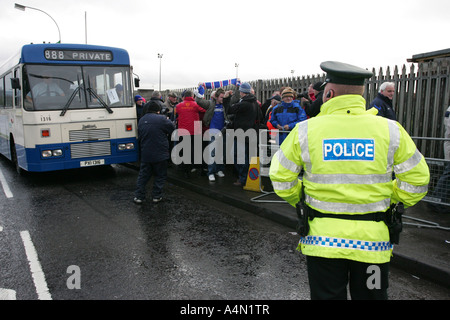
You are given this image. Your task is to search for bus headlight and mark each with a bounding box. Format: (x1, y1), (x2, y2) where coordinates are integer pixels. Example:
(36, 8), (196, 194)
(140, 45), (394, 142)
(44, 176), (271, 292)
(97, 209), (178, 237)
(41, 149), (63, 158)
(52, 149), (63, 157)
(42, 150), (53, 158)
(118, 143), (135, 151)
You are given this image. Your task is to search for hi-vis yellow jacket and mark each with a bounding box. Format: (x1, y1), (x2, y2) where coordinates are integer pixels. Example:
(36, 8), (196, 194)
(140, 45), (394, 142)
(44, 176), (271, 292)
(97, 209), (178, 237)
(269, 95), (430, 264)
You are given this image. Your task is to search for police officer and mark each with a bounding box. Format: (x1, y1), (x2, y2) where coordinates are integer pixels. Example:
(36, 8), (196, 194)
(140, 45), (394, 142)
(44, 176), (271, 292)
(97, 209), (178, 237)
(269, 61), (430, 300)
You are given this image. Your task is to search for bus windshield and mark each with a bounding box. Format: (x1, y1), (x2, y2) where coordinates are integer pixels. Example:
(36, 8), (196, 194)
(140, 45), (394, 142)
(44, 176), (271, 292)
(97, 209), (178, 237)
(23, 65), (132, 112)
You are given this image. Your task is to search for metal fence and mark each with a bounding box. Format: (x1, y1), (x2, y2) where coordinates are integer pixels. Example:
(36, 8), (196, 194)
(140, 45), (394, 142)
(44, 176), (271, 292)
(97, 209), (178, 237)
(250, 129), (285, 203)
(166, 60), (449, 147)
(252, 131), (450, 209)
(250, 61), (450, 145)
(413, 137), (450, 208)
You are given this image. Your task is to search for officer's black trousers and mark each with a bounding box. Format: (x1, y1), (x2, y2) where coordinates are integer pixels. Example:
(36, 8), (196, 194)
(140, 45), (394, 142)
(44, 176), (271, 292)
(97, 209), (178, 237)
(306, 256), (389, 300)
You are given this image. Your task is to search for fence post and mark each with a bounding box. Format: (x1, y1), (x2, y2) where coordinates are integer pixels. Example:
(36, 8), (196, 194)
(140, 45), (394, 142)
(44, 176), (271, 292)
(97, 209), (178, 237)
(405, 63), (416, 134)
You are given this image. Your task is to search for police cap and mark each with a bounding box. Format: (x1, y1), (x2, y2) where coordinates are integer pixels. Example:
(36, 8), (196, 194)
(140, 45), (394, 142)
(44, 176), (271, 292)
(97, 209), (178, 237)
(320, 61), (373, 86)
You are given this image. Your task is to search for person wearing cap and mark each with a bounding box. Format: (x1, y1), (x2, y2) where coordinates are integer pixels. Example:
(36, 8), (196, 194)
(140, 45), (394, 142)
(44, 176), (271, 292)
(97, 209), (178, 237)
(163, 92), (178, 163)
(165, 92), (178, 120)
(302, 81), (325, 118)
(134, 100), (175, 204)
(227, 82), (262, 187)
(369, 82), (397, 121)
(270, 87), (307, 144)
(269, 61), (430, 300)
(261, 90), (281, 118)
(134, 95), (145, 121)
(263, 95), (281, 152)
(264, 94), (281, 126)
(143, 91), (165, 116)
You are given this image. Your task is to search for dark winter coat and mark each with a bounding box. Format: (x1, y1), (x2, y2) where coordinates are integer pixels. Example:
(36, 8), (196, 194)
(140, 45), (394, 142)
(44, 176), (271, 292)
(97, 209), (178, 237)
(304, 91), (324, 117)
(370, 92), (397, 121)
(138, 112), (175, 163)
(226, 93), (262, 131)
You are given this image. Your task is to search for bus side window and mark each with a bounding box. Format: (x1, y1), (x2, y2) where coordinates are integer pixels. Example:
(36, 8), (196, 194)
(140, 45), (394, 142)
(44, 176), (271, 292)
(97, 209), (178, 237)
(22, 67), (33, 111)
(5, 73), (13, 109)
(0, 77), (4, 108)
(13, 69), (21, 108)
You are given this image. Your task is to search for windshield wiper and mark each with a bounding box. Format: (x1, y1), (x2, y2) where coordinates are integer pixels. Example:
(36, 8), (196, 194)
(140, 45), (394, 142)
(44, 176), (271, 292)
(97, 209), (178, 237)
(60, 85), (81, 116)
(60, 75), (82, 117)
(60, 85), (114, 116)
(86, 88), (113, 114)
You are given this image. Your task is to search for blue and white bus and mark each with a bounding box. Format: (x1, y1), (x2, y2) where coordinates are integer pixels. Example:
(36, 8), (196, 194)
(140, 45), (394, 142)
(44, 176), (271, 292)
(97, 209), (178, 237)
(0, 43), (138, 172)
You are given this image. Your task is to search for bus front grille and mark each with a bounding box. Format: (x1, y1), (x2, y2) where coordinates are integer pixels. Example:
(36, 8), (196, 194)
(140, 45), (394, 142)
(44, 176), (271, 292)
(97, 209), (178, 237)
(69, 128), (111, 141)
(70, 141), (111, 159)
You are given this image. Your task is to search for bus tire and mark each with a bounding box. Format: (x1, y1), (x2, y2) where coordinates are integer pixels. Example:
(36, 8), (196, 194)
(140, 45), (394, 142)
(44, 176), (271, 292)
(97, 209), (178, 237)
(10, 138), (22, 175)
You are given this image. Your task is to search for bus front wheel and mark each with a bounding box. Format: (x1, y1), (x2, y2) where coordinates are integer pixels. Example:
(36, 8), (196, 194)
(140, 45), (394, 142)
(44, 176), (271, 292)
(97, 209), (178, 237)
(10, 138), (22, 175)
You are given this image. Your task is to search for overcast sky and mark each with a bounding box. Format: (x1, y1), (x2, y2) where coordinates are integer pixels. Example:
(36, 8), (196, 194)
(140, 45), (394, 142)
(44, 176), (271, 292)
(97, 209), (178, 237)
(1, 0), (449, 90)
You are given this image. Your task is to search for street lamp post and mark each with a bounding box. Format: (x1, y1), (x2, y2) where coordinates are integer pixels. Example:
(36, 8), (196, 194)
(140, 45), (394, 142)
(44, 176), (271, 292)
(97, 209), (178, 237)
(158, 53), (163, 92)
(235, 63), (239, 79)
(14, 3), (61, 43)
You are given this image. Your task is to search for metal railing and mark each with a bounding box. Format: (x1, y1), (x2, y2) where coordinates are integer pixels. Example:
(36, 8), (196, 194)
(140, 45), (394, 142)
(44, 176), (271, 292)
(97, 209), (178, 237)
(252, 132), (450, 210)
(412, 136), (450, 210)
(250, 129), (288, 203)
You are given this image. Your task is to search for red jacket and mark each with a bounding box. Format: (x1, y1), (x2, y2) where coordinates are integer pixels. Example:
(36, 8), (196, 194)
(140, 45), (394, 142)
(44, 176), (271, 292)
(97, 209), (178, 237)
(175, 97), (206, 136)
(266, 111), (277, 137)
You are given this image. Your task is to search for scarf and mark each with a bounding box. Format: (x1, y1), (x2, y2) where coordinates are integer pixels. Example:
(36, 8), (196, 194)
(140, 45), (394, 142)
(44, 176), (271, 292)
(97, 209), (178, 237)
(201, 78), (240, 89)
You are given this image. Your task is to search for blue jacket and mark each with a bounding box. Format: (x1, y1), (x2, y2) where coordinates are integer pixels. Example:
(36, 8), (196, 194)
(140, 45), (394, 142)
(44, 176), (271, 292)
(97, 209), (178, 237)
(138, 113), (175, 163)
(270, 101), (307, 143)
(370, 93), (397, 121)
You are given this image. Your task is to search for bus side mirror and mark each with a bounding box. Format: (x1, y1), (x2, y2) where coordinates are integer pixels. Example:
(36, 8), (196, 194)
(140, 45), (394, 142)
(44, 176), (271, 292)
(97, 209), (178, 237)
(134, 78), (140, 88)
(11, 78), (21, 90)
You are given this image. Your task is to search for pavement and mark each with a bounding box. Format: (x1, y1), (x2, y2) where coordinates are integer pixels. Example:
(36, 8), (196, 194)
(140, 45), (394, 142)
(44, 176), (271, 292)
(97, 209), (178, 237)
(133, 163), (450, 289)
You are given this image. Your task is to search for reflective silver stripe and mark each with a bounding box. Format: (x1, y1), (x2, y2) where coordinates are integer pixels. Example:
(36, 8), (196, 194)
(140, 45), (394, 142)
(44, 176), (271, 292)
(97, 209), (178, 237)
(298, 122), (311, 172)
(276, 149), (301, 174)
(272, 179), (298, 190)
(304, 171), (392, 184)
(306, 194), (391, 213)
(300, 235), (392, 252)
(397, 179), (428, 194)
(387, 120), (400, 172)
(394, 149), (423, 174)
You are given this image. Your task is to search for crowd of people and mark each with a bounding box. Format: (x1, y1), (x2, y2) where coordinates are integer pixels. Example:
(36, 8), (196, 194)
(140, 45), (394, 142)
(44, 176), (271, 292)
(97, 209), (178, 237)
(132, 78), (404, 204)
(133, 81), (263, 203)
(131, 61), (434, 300)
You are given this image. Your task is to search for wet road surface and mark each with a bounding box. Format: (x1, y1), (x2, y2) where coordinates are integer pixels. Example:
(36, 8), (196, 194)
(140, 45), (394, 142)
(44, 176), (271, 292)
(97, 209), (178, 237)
(0, 158), (448, 301)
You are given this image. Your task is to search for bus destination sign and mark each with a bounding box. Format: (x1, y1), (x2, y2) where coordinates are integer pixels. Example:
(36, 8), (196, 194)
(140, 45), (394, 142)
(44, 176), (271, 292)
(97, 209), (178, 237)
(44, 49), (113, 62)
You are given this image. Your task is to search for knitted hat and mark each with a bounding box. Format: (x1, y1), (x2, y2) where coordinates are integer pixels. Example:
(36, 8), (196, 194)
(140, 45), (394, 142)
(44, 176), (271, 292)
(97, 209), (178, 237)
(281, 87), (295, 98)
(144, 101), (161, 113)
(239, 82), (252, 93)
(134, 95), (144, 102)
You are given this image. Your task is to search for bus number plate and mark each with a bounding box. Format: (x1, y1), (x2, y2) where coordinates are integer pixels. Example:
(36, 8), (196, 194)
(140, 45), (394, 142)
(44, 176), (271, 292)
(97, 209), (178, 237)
(80, 159), (105, 167)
